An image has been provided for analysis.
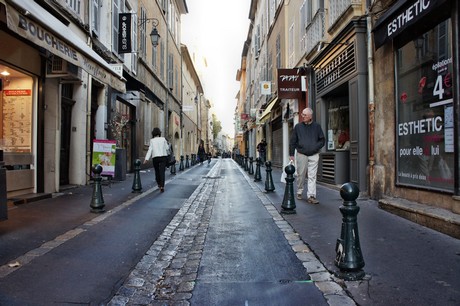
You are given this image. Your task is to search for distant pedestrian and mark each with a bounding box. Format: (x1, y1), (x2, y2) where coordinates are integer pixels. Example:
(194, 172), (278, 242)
(257, 139), (267, 164)
(289, 108), (325, 204)
(144, 127), (169, 192)
(197, 143), (206, 165)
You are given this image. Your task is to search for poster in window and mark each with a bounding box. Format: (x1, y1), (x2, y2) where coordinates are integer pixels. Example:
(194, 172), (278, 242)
(396, 20), (454, 192)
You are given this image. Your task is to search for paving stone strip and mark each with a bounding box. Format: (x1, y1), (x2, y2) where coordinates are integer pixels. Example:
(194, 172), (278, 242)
(108, 162), (221, 306)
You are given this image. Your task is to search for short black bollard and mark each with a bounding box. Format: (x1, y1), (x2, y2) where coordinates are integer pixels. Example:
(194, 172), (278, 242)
(90, 164), (105, 213)
(191, 154), (195, 166)
(264, 161), (275, 192)
(335, 182), (365, 281)
(170, 160), (176, 175)
(248, 157), (254, 175)
(244, 156), (249, 171)
(281, 162), (296, 214)
(179, 155), (184, 171)
(185, 155), (190, 168)
(254, 157), (262, 182)
(132, 159), (142, 193)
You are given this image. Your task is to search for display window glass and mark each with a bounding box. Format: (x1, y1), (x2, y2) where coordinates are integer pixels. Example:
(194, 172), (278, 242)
(326, 96), (349, 151)
(0, 64), (34, 153)
(395, 19), (454, 192)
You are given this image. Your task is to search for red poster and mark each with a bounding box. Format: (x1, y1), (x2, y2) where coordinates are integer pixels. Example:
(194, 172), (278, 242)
(4, 89), (31, 96)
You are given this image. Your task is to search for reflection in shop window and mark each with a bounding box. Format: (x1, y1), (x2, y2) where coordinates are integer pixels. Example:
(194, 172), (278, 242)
(326, 101), (349, 151)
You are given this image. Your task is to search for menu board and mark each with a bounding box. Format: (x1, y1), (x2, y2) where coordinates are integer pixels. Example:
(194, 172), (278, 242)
(2, 89), (32, 152)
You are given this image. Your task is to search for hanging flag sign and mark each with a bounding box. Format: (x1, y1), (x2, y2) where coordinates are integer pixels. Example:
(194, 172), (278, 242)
(261, 81), (271, 95)
(277, 69), (302, 99)
(118, 13), (132, 54)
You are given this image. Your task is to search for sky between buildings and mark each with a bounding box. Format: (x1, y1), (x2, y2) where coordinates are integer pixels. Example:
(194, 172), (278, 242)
(181, 0), (251, 136)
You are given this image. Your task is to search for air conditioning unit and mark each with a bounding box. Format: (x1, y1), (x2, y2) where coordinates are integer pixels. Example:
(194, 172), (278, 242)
(47, 56), (82, 81)
(51, 56), (66, 73)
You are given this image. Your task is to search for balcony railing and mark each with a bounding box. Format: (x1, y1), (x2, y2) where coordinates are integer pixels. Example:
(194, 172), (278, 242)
(329, 0), (357, 27)
(303, 10), (325, 55)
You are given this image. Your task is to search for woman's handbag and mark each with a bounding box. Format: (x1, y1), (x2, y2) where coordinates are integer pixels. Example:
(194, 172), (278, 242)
(167, 144), (176, 166)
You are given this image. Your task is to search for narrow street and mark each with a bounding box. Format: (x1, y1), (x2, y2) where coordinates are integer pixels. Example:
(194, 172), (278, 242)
(0, 159), (459, 305)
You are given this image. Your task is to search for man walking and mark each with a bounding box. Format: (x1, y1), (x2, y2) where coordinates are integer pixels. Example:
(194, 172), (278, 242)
(257, 139), (267, 164)
(289, 108), (325, 204)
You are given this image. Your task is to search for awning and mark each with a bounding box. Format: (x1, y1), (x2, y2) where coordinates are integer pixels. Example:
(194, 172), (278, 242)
(373, 0), (450, 50)
(259, 98), (279, 123)
(5, 0), (125, 92)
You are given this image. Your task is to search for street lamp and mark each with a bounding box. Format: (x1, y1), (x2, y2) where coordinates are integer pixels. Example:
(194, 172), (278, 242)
(139, 17), (161, 47)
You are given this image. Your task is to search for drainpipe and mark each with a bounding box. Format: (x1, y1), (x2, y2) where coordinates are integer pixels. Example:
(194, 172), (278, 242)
(453, 2), (460, 199)
(367, 11), (375, 197)
(86, 75), (93, 185)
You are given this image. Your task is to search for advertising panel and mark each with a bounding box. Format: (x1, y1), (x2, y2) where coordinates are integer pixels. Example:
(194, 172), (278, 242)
(92, 140), (117, 176)
(396, 19), (454, 191)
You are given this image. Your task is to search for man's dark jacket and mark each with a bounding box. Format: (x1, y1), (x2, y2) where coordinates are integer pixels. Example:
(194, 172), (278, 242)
(289, 121), (325, 156)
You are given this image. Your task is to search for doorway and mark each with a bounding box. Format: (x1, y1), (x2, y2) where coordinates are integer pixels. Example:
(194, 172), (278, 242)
(60, 84), (75, 185)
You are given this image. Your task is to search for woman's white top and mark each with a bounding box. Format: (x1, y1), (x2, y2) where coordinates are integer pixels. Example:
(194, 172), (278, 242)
(145, 136), (169, 160)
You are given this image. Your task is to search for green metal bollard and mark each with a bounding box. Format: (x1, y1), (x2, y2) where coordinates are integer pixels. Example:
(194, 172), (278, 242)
(254, 157), (262, 182)
(179, 155), (184, 171)
(248, 157), (254, 175)
(281, 162), (296, 214)
(185, 155), (190, 168)
(335, 182), (365, 280)
(90, 164), (105, 213)
(264, 161), (275, 192)
(132, 159), (142, 193)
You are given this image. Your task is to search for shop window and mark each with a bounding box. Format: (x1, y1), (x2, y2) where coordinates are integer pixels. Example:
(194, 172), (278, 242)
(110, 101), (132, 149)
(395, 19), (454, 192)
(326, 100), (349, 151)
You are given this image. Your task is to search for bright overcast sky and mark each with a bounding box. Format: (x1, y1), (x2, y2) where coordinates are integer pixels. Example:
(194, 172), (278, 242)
(181, 0), (251, 136)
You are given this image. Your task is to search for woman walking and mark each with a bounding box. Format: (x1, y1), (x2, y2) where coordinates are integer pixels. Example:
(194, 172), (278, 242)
(197, 143), (206, 165)
(143, 127), (169, 192)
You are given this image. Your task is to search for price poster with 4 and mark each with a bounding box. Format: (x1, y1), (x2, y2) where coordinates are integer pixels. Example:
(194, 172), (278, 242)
(396, 20), (454, 192)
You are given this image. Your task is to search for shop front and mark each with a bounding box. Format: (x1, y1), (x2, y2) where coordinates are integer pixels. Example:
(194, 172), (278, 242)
(373, 0), (459, 213)
(0, 1), (125, 197)
(312, 21), (369, 191)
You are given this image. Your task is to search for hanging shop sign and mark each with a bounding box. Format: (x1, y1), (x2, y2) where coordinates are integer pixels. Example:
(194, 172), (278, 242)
(315, 42), (355, 94)
(260, 81), (271, 95)
(118, 13), (132, 54)
(277, 69), (302, 99)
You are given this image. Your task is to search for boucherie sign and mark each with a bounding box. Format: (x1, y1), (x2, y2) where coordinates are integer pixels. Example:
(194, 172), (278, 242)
(277, 69), (302, 99)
